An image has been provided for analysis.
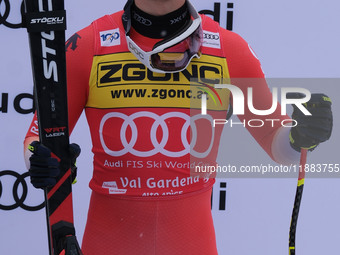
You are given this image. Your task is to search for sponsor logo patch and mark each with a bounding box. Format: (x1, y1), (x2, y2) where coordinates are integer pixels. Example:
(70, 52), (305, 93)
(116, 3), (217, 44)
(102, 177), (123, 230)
(202, 31), (221, 49)
(100, 28), (121, 47)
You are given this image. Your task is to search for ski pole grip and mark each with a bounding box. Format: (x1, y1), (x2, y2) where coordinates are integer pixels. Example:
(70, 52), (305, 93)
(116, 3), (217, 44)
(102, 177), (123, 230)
(52, 221), (80, 255)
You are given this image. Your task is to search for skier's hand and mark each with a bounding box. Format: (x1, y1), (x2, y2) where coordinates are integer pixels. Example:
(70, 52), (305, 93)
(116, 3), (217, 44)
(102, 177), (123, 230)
(69, 143), (81, 184)
(28, 141), (60, 189)
(28, 142), (81, 188)
(289, 93), (333, 152)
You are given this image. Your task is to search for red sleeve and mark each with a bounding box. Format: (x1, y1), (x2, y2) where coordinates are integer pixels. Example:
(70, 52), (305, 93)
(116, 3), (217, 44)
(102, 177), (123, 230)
(221, 29), (289, 160)
(24, 24), (94, 143)
(23, 25), (95, 167)
(66, 25), (94, 133)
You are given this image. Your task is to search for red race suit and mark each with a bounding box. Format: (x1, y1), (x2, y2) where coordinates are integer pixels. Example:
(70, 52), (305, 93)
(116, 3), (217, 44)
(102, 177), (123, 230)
(25, 11), (288, 255)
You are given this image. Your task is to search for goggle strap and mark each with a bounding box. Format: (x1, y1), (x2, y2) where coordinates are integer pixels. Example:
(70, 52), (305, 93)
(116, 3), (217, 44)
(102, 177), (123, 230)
(152, 19), (193, 50)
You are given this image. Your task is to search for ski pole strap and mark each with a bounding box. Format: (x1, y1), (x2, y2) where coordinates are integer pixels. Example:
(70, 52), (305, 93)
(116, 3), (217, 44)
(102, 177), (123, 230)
(25, 10), (67, 32)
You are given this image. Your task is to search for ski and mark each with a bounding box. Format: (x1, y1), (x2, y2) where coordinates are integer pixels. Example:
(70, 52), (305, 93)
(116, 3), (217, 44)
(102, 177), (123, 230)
(289, 148), (307, 255)
(23, 0), (82, 254)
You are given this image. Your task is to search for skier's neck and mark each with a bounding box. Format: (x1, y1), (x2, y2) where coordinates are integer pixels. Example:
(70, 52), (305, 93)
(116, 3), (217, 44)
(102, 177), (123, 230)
(134, 0), (186, 16)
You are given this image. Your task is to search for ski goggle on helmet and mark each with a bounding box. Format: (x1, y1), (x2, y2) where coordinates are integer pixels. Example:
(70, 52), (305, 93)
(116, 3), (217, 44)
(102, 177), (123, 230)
(122, 0), (203, 73)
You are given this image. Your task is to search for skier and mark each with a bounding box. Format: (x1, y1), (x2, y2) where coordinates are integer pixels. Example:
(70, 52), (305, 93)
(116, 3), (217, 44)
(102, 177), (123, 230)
(24, 0), (333, 254)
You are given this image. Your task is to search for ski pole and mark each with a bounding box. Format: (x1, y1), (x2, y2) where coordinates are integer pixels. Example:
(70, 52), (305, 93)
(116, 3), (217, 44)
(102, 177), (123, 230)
(289, 148), (307, 255)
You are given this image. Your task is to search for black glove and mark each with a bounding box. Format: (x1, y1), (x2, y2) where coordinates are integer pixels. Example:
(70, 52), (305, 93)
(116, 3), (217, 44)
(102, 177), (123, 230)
(28, 141), (81, 189)
(289, 93), (333, 152)
(69, 143), (81, 183)
(28, 141), (60, 189)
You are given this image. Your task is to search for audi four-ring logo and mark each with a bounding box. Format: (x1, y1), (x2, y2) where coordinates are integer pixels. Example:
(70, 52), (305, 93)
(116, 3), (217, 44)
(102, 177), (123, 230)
(99, 112), (215, 158)
(132, 12), (152, 26)
(0, 170), (44, 211)
(0, 0), (24, 29)
(203, 33), (220, 40)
